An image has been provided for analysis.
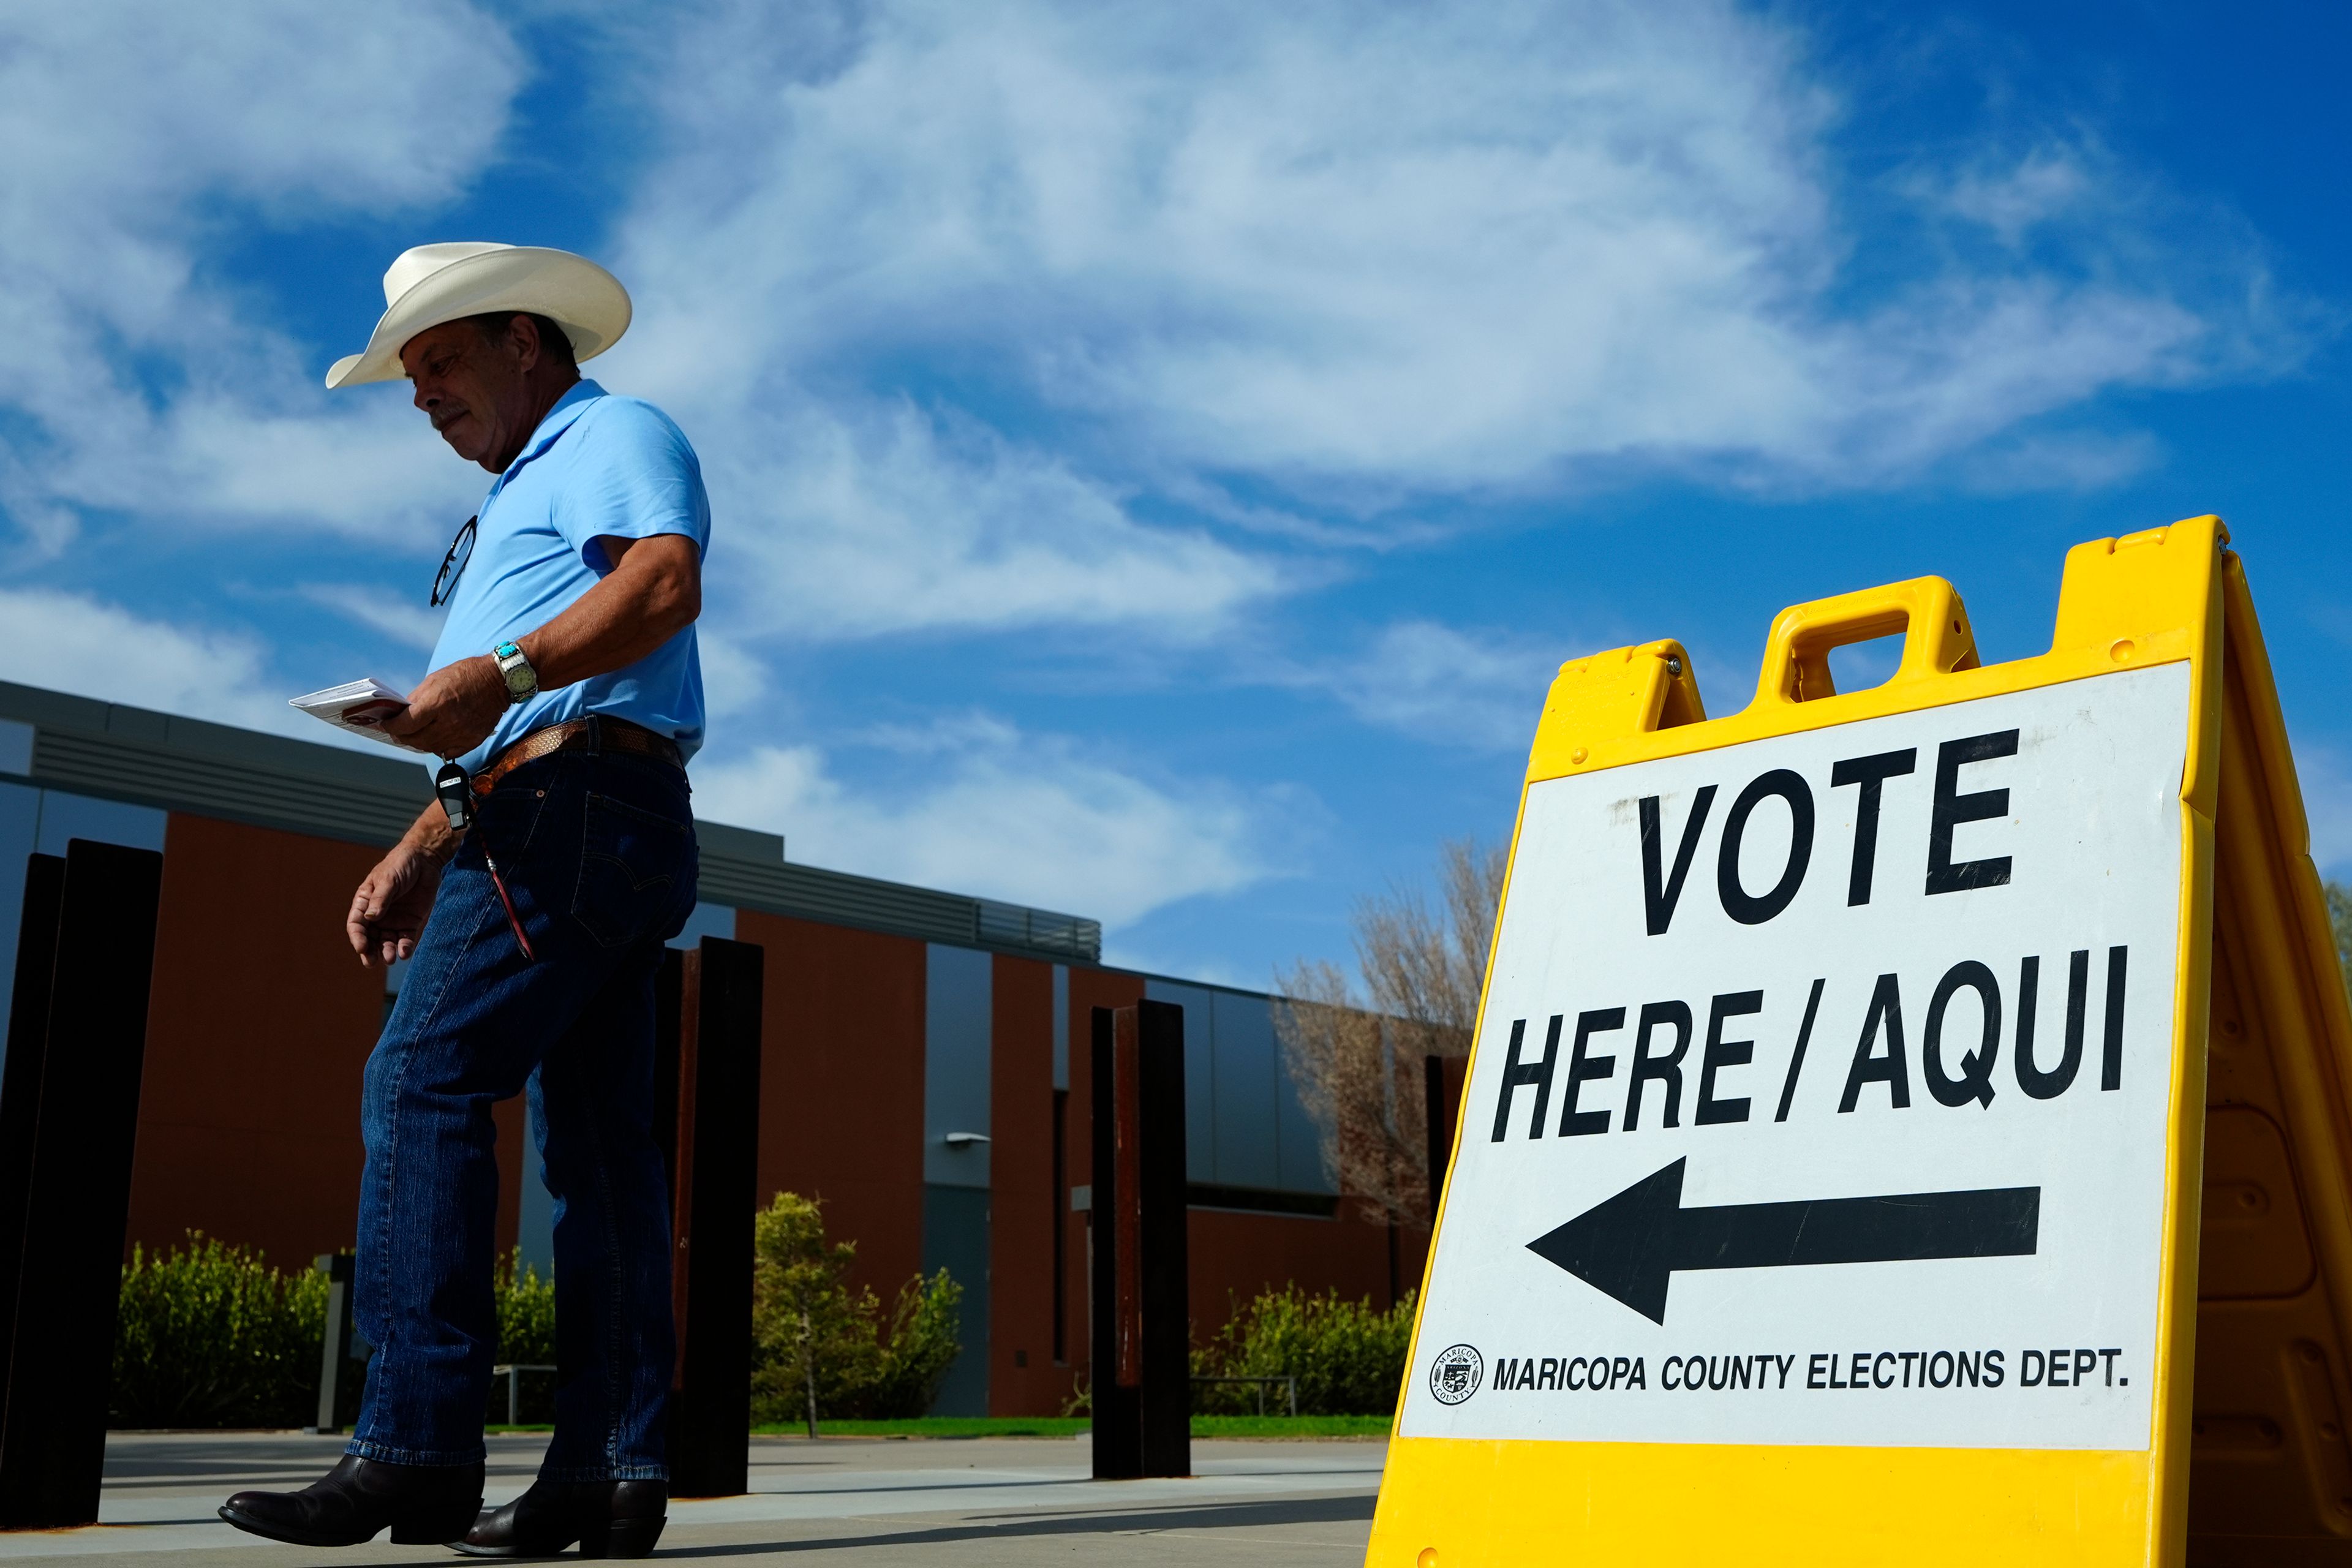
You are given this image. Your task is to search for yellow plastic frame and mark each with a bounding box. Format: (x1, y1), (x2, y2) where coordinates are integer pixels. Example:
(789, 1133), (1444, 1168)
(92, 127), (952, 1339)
(1368, 516), (2237, 1566)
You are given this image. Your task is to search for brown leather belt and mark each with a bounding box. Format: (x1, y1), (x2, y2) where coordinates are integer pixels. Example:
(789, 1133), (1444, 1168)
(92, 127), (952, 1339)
(471, 715), (683, 797)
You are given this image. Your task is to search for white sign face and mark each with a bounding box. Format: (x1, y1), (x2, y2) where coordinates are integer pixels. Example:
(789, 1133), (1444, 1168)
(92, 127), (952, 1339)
(1403, 663), (2190, 1452)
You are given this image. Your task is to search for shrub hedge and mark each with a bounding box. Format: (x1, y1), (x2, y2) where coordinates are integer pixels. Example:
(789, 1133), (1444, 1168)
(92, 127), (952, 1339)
(111, 1237), (563, 1429)
(112, 1235), (326, 1428)
(747, 1192), (962, 1429)
(1191, 1284), (1417, 1416)
(112, 1223), (1413, 1427)
(488, 1251), (557, 1423)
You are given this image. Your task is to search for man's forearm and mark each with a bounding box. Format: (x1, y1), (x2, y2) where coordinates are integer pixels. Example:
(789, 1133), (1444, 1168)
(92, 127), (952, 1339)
(514, 534), (699, 693)
(401, 801), (463, 861)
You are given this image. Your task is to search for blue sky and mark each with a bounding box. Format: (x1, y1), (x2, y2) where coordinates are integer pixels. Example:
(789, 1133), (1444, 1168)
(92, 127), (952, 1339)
(2, 1), (2346, 990)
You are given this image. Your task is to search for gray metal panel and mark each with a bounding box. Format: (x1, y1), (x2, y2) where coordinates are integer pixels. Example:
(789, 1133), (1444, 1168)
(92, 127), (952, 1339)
(978, 899), (1099, 959)
(0, 719), (31, 779)
(1051, 965), (1069, 1093)
(1276, 1022), (1336, 1194)
(517, 1146), (556, 1280)
(1209, 992), (1281, 1190)
(0, 781), (37, 1076)
(924, 944), (993, 1189)
(1120, 967), (1349, 1197)
(0, 684), (104, 734)
(701, 856), (979, 946)
(699, 857), (1103, 963)
(31, 727), (428, 849)
(1143, 980), (1216, 1182)
(921, 1185), (991, 1415)
(696, 820), (782, 862)
(696, 851), (1099, 963)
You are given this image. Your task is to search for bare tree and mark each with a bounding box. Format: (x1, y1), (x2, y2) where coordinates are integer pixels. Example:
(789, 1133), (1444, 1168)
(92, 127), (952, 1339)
(2330, 880), (2352, 998)
(1276, 838), (1506, 1238)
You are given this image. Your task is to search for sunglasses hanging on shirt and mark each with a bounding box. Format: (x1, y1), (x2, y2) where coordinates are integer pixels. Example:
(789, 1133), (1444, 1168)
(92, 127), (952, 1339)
(431, 514), (477, 607)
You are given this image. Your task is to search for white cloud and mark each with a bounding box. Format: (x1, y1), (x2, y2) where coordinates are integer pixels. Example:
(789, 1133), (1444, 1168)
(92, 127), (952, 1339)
(147, 400), (486, 543)
(1956, 428), (2165, 494)
(597, 0), (2298, 515)
(691, 716), (1270, 924)
(296, 584), (450, 652)
(1937, 145), (2100, 247)
(695, 628), (769, 719)
(692, 393), (1287, 643)
(2295, 743), (2352, 878)
(1297, 620), (1559, 751)
(0, 1), (518, 550)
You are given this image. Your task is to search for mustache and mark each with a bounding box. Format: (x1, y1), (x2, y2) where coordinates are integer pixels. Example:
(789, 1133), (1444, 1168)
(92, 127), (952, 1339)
(429, 404), (470, 432)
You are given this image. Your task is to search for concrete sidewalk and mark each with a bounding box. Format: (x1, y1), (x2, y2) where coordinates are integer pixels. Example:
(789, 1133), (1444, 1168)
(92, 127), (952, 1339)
(0, 1432), (1384, 1565)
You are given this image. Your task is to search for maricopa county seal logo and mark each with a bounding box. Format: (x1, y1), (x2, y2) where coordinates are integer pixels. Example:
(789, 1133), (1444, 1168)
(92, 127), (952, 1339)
(1429, 1344), (1483, 1404)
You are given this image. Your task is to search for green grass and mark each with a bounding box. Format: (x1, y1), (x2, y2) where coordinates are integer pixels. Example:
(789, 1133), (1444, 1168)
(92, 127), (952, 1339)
(744, 1414), (1391, 1439)
(752, 1416), (1090, 1438)
(1190, 1414), (1390, 1438)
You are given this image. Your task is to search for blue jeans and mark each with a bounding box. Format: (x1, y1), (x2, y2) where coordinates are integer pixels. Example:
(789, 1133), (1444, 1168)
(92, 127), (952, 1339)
(348, 745), (697, 1479)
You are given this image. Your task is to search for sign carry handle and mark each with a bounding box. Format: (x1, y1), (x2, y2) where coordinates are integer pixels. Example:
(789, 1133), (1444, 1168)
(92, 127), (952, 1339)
(1752, 575), (1981, 706)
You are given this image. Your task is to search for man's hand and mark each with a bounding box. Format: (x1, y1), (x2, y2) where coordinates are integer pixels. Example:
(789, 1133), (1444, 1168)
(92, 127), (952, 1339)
(385, 654), (508, 758)
(349, 812), (459, 968)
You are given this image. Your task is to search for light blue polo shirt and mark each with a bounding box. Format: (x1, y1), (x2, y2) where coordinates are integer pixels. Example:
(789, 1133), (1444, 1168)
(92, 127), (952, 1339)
(427, 380), (710, 773)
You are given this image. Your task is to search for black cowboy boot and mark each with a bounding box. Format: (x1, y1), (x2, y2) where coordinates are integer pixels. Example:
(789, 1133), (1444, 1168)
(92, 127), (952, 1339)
(453, 1478), (668, 1559)
(219, 1453), (484, 1547)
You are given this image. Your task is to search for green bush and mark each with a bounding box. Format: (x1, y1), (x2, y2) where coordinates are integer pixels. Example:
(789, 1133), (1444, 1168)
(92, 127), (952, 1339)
(858, 1262), (963, 1419)
(112, 1237), (567, 1429)
(748, 1192), (962, 1430)
(111, 1235), (327, 1428)
(494, 1250), (557, 1366)
(488, 1250), (558, 1424)
(1191, 1284), (1416, 1417)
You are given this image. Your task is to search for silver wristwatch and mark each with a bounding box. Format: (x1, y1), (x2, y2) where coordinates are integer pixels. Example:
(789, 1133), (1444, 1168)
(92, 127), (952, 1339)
(492, 639), (538, 705)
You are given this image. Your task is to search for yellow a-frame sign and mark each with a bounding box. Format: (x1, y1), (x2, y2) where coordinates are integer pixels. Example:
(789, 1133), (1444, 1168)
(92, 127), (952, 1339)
(1369, 516), (2352, 1566)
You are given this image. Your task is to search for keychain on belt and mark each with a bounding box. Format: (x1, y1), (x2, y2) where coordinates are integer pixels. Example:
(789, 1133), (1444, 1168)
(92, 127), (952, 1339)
(435, 760), (537, 961)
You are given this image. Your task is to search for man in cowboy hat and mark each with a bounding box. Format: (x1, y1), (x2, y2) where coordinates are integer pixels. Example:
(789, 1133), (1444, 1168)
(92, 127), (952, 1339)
(221, 244), (705, 1558)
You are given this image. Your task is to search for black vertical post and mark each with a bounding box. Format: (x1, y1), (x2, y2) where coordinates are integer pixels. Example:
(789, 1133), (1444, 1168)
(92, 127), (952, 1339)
(1088, 1005), (1139, 1479)
(667, 937), (763, 1498)
(0, 840), (165, 1529)
(0, 856), (64, 1403)
(1423, 1053), (1466, 1219)
(310, 1253), (358, 1434)
(1089, 1000), (1188, 1480)
(1134, 1000), (1190, 1479)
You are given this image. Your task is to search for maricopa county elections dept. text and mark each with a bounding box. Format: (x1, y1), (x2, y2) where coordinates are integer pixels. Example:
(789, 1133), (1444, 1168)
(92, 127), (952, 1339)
(1423, 1343), (2131, 1403)
(1405, 665), (2187, 1451)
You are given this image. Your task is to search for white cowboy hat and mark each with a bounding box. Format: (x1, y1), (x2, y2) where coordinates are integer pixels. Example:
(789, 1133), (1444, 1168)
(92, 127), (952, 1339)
(325, 242), (631, 390)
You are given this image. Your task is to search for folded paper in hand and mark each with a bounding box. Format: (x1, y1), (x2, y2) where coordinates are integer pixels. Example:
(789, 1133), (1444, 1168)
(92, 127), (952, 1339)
(289, 678), (423, 750)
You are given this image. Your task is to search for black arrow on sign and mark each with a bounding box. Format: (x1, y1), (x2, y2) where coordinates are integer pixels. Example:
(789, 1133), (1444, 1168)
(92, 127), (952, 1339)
(1526, 1158), (2040, 1325)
